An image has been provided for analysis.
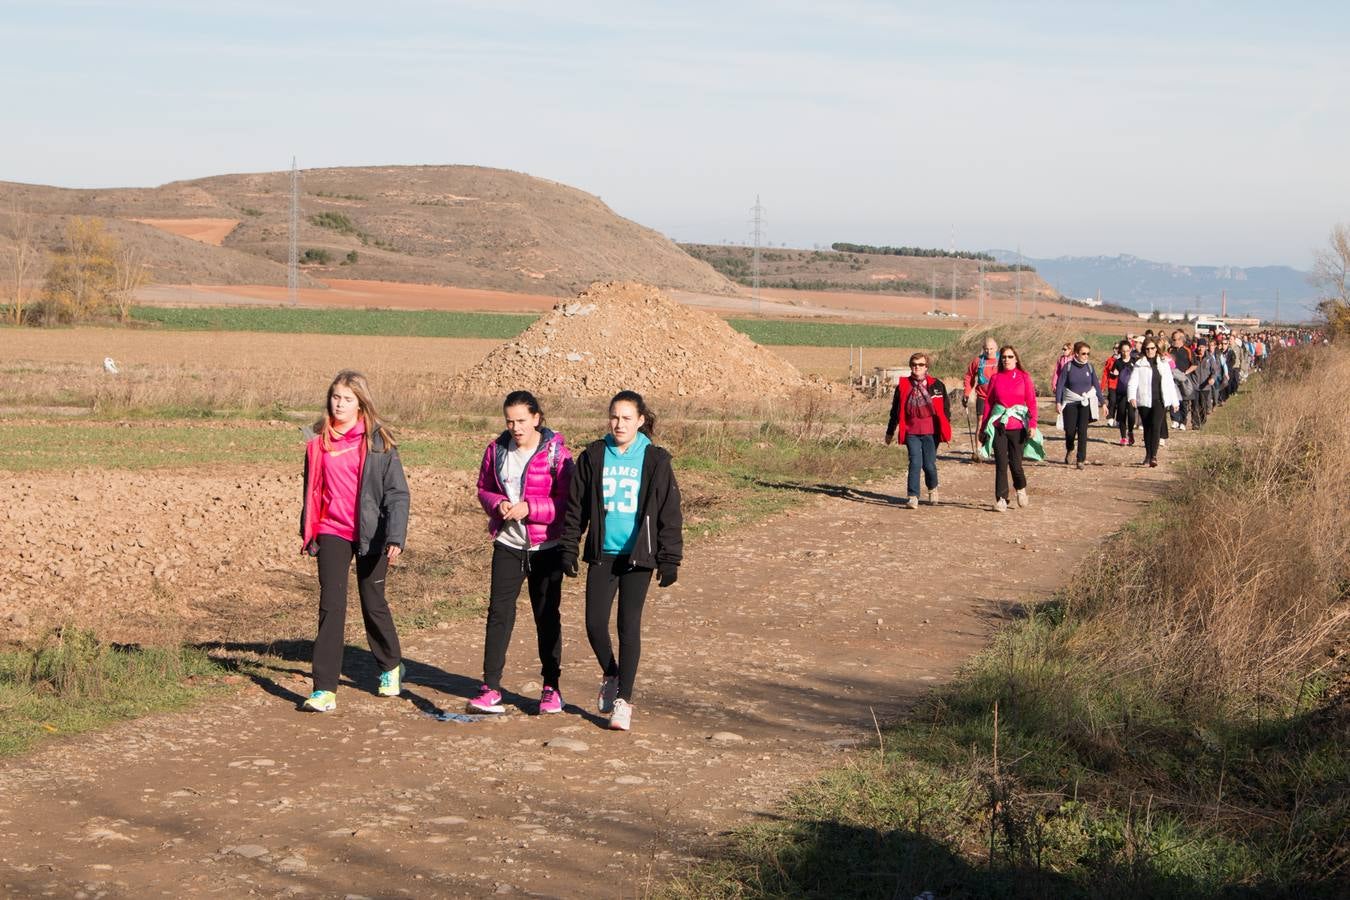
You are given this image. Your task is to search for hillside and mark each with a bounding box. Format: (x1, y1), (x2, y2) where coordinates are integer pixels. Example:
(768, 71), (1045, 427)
(681, 243), (1081, 310)
(0, 166), (735, 297)
(989, 250), (1314, 320)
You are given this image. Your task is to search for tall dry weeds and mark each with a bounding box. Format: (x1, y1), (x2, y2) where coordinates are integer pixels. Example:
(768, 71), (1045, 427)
(1070, 348), (1350, 709)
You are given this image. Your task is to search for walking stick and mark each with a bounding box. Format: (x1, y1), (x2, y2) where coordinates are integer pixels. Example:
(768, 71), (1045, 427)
(964, 400), (978, 462)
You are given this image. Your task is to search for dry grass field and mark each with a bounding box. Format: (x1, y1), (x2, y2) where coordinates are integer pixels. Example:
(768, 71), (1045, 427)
(0, 329), (504, 425)
(1, 325), (909, 406)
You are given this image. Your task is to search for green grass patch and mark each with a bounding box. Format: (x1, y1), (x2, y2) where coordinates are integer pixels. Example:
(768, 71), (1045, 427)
(727, 319), (959, 349)
(0, 629), (231, 758)
(126, 304), (959, 349)
(129, 306), (538, 339)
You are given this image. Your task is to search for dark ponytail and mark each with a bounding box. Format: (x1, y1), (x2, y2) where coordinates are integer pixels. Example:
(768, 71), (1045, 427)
(610, 390), (656, 437)
(503, 390), (546, 427)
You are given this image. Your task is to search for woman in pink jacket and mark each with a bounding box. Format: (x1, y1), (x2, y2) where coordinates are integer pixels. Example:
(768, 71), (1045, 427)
(469, 391), (574, 715)
(978, 346), (1039, 512)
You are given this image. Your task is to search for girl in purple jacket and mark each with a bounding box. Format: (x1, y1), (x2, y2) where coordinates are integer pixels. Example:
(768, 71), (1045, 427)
(469, 391), (574, 715)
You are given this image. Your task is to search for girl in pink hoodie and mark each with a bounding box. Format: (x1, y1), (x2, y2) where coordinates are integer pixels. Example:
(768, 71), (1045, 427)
(298, 370), (409, 713)
(468, 391), (574, 715)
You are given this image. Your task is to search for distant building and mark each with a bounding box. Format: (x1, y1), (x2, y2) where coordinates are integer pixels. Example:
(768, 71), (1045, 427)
(1072, 296), (1103, 307)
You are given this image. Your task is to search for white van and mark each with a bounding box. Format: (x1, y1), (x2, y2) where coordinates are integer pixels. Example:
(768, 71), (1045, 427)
(1194, 317), (1231, 338)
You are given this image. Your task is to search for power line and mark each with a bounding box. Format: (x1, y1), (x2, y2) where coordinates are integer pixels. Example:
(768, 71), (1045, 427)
(978, 259), (985, 320)
(288, 157), (299, 308)
(749, 195), (765, 314)
(950, 224), (957, 316)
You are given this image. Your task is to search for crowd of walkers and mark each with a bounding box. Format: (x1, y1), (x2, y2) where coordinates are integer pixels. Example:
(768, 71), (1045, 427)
(297, 372), (682, 733)
(294, 325), (1324, 731)
(890, 325), (1323, 511)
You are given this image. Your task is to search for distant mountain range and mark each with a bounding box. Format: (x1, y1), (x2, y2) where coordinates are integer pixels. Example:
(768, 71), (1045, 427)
(988, 251), (1317, 322)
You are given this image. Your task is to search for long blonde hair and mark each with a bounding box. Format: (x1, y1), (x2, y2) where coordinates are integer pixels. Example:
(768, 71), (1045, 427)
(314, 370), (396, 453)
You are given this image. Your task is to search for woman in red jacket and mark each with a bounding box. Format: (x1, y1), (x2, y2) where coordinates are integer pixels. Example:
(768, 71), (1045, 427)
(885, 352), (952, 508)
(469, 390), (574, 715)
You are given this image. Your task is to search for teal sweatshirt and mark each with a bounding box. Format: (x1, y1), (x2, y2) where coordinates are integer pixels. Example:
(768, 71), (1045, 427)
(601, 431), (650, 555)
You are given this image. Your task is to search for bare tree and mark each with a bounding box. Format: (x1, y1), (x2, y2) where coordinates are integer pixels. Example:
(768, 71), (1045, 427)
(1310, 223), (1350, 338)
(111, 244), (149, 322)
(2, 201), (43, 325)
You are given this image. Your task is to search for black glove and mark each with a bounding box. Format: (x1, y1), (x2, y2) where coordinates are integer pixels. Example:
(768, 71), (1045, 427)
(563, 557), (579, 578)
(657, 565), (678, 588)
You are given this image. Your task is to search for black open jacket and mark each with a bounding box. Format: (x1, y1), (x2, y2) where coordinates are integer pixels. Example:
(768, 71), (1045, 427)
(560, 438), (683, 571)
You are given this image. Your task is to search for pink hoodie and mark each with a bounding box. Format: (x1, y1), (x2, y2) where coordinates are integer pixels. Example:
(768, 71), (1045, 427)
(315, 420), (366, 542)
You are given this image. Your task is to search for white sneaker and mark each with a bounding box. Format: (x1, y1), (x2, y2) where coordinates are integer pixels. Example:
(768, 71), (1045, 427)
(1016, 488), (1029, 508)
(994, 498), (1008, 512)
(1178, 423), (1187, 431)
(927, 489), (939, 505)
(608, 698), (632, 731)
(1106, 418), (1115, 427)
(597, 676), (618, 714)
(1160, 438), (1168, 448)
(905, 496), (919, 509)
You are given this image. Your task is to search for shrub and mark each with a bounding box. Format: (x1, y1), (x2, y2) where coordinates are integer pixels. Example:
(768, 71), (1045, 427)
(300, 248), (332, 265)
(308, 212), (357, 235)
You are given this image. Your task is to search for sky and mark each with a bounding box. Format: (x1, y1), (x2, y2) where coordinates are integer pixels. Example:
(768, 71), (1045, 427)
(3, 0), (1347, 269)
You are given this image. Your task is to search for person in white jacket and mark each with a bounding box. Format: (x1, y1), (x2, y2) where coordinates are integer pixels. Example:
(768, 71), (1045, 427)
(1127, 338), (1181, 468)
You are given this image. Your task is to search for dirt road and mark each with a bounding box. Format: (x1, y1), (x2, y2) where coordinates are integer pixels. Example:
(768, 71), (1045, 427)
(0, 442), (1172, 898)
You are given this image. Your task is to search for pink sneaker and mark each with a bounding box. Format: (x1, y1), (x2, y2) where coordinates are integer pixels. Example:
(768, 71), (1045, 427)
(1118, 437), (1128, 445)
(539, 685), (563, 715)
(467, 685), (505, 714)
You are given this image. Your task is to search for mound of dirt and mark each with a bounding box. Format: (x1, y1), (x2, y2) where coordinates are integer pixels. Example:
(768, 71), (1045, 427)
(451, 281), (821, 400)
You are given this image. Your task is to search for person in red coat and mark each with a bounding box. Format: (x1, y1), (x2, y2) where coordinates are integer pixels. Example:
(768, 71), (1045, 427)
(885, 352), (953, 508)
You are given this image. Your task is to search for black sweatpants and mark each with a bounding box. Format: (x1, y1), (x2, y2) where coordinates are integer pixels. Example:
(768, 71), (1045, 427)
(992, 424), (1027, 501)
(585, 554), (653, 703)
(482, 543), (564, 692)
(1115, 392), (1136, 441)
(1063, 402), (1090, 463)
(313, 533), (401, 693)
(1193, 388), (1211, 426)
(1139, 404), (1166, 463)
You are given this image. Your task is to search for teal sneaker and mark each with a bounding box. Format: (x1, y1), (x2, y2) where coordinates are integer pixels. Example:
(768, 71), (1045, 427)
(302, 690), (336, 713)
(377, 663), (406, 697)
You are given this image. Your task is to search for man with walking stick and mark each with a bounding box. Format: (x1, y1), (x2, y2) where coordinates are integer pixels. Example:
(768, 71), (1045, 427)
(962, 336), (999, 461)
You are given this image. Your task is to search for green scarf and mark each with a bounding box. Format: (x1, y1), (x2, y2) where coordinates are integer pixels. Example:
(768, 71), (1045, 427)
(979, 404), (1046, 461)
